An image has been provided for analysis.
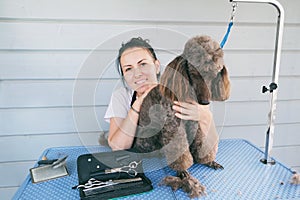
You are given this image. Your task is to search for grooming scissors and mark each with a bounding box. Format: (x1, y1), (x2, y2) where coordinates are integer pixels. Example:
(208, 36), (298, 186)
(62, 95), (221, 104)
(104, 161), (141, 177)
(75, 177), (142, 190)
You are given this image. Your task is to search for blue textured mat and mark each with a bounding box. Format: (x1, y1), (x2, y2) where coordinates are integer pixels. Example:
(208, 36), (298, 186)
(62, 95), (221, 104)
(13, 139), (300, 200)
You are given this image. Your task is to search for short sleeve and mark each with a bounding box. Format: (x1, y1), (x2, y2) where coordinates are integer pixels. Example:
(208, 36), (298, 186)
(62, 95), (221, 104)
(104, 87), (133, 123)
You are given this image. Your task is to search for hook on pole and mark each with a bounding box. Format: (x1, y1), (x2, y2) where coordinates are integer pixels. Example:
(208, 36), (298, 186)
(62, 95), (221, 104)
(220, 2), (237, 48)
(230, 2), (238, 22)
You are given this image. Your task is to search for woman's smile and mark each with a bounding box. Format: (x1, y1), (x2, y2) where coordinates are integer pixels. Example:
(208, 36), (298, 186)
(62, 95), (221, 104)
(135, 79), (147, 85)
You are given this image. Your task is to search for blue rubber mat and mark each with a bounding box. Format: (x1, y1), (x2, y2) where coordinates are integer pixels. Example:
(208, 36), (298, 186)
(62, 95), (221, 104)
(13, 139), (300, 200)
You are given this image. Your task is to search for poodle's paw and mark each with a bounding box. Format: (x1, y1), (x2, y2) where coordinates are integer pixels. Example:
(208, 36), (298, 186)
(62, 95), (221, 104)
(290, 173), (300, 185)
(161, 174), (206, 198)
(205, 161), (224, 170)
(181, 175), (206, 198)
(160, 175), (183, 191)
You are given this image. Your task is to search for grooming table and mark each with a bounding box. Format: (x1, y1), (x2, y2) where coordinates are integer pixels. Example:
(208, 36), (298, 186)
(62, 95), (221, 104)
(13, 139), (300, 199)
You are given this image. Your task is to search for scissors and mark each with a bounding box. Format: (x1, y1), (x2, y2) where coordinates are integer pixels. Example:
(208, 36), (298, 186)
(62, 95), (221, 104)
(76, 178), (108, 189)
(75, 177), (142, 189)
(104, 161), (141, 177)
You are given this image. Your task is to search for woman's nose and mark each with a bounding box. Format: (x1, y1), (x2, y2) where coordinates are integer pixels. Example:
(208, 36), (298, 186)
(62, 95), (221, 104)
(133, 67), (142, 78)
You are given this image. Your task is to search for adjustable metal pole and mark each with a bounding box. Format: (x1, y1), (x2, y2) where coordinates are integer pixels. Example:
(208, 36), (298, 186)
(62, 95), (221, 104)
(229, 0), (285, 165)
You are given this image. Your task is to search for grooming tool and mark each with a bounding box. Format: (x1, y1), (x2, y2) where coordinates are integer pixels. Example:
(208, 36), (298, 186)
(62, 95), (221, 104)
(30, 155), (69, 183)
(51, 155), (68, 169)
(104, 161), (141, 177)
(76, 150), (153, 199)
(30, 164), (69, 183)
(81, 177), (143, 196)
(37, 155), (68, 168)
(38, 159), (58, 165)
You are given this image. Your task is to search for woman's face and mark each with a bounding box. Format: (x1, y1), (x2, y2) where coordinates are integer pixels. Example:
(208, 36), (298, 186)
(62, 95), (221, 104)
(120, 47), (160, 96)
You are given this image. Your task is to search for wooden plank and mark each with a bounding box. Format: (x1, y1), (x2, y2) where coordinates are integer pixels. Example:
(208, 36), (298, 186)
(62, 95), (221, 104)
(0, 21), (298, 50)
(272, 146), (300, 169)
(230, 76), (300, 101)
(224, 100), (300, 126)
(220, 125), (267, 147)
(0, 107), (109, 135)
(0, 51), (121, 80)
(1, 51), (300, 80)
(0, 187), (18, 200)
(0, 80), (119, 107)
(0, 100), (299, 135)
(0, 0), (298, 23)
(0, 161), (34, 187)
(219, 123), (300, 147)
(0, 132), (101, 162)
(225, 51), (300, 77)
(0, 51), (96, 79)
(0, 77), (299, 108)
(0, 0), (230, 21)
(0, 123), (299, 163)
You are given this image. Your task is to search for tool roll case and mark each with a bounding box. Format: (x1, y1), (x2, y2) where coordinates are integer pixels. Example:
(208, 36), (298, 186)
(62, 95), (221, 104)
(76, 149), (153, 200)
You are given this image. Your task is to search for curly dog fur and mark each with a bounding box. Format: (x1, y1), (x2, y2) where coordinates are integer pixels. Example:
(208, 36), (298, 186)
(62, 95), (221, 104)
(132, 35), (230, 198)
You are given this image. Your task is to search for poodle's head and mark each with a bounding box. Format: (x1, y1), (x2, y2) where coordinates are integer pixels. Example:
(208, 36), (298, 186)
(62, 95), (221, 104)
(160, 35), (230, 102)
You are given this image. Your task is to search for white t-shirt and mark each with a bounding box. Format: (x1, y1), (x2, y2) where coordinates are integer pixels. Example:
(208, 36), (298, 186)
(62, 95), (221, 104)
(104, 87), (134, 123)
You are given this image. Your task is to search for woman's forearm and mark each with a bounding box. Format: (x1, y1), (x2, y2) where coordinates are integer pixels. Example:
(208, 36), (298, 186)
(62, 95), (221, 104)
(107, 86), (157, 150)
(108, 108), (140, 150)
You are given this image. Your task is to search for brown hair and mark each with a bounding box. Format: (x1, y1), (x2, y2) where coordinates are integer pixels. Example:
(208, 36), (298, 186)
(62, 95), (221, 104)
(116, 37), (158, 76)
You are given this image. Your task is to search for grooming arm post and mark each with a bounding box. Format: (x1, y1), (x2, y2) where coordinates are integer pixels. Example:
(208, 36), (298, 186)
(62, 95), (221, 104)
(229, 0), (284, 164)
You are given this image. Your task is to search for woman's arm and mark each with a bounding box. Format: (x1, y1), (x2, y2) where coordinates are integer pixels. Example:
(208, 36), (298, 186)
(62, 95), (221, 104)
(107, 109), (139, 150)
(107, 86), (155, 150)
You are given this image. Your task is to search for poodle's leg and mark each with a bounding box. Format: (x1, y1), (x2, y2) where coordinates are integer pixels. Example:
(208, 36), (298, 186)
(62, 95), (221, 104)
(162, 170), (206, 198)
(159, 117), (206, 198)
(161, 118), (193, 171)
(189, 118), (223, 170)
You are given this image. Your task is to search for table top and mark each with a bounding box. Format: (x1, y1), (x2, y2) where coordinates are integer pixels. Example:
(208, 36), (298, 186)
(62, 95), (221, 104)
(13, 139), (300, 200)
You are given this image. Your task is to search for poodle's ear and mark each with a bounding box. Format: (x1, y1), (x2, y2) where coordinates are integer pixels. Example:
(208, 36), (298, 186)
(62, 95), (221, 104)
(211, 66), (231, 101)
(159, 55), (192, 101)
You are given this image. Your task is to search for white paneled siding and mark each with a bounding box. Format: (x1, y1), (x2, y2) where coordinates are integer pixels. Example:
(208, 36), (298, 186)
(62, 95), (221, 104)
(0, 0), (299, 199)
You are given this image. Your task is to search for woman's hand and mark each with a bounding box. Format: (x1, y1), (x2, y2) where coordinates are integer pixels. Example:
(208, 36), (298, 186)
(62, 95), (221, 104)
(172, 101), (211, 121)
(132, 84), (157, 112)
(172, 100), (213, 135)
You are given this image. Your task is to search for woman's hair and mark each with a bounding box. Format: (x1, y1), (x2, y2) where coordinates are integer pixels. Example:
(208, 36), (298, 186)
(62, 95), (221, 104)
(116, 37), (158, 76)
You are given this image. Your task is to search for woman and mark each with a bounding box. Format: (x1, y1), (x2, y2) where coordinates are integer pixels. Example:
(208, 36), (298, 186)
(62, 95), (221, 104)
(104, 37), (213, 150)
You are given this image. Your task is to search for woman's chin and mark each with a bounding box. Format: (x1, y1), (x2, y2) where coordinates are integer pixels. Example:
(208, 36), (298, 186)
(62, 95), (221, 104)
(136, 85), (149, 94)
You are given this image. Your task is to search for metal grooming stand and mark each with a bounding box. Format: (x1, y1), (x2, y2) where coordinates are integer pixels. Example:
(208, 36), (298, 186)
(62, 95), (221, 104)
(229, 0), (285, 165)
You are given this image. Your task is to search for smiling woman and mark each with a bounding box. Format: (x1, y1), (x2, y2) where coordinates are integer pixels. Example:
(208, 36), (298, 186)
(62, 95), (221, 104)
(104, 37), (215, 151)
(120, 47), (160, 97)
(104, 37), (161, 150)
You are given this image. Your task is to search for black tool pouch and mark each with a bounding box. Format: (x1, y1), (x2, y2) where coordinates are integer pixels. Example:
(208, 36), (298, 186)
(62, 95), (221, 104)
(76, 149), (153, 200)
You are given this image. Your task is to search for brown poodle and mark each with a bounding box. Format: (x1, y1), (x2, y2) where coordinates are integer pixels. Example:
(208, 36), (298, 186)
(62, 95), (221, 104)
(132, 35), (231, 198)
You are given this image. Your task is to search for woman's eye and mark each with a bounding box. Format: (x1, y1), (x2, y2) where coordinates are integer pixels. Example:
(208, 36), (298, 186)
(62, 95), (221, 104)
(124, 68), (132, 72)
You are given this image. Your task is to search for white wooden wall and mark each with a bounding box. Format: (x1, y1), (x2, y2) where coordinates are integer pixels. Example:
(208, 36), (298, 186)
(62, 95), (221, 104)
(0, 0), (299, 199)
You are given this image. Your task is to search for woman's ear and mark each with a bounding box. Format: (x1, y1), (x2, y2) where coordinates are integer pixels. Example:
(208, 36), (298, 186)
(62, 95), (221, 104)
(155, 60), (161, 74)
